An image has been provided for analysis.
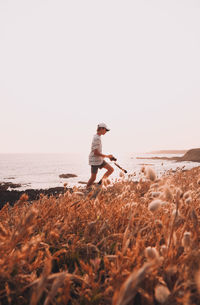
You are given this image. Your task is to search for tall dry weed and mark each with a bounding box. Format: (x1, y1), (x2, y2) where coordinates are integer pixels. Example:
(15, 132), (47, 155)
(0, 166), (200, 304)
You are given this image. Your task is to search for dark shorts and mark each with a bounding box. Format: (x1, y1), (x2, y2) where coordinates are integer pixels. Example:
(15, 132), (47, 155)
(91, 160), (108, 174)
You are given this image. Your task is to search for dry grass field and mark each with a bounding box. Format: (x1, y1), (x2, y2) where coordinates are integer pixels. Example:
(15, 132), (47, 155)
(1, 166), (200, 305)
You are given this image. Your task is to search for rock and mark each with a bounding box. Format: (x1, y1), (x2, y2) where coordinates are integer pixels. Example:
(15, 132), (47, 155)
(78, 181), (87, 184)
(59, 174), (77, 178)
(0, 182), (22, 191)
(0, 187), (71, 209)
(179, 148), (200, 162)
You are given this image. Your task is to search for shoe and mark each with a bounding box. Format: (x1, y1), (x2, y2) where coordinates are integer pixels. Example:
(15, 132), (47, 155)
(98, 179), (102, 185)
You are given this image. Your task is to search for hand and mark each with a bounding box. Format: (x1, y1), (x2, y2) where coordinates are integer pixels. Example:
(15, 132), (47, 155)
(108, 155), (117, 161)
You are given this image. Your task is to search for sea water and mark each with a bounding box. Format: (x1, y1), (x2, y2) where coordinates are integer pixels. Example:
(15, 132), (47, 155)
(0, 153), (199, 191)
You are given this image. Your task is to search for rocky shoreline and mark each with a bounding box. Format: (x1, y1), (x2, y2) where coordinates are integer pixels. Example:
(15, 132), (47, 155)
(0, 173), (79, 208)
(0, 186), (70, 209)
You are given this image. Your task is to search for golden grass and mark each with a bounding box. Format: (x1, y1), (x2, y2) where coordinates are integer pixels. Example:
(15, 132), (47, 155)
(1, 166), (200, 304)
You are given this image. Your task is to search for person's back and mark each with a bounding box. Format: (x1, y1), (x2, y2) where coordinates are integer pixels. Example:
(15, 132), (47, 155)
(89, 134), (103, 166)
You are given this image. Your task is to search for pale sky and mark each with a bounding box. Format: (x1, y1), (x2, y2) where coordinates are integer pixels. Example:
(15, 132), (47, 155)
(0, 0), (199, 154)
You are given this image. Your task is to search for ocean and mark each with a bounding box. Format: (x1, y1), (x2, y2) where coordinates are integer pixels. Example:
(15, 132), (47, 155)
(0, 153), (199, 191)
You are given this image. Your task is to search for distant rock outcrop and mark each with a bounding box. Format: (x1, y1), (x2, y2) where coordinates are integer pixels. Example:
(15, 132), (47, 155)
(137, 148), (200, 163)
(147, 150), (187, 154)
(179, 148), (200, 162)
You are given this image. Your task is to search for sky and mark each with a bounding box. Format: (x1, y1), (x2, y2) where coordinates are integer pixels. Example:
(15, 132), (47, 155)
(0, 0), (200, 154)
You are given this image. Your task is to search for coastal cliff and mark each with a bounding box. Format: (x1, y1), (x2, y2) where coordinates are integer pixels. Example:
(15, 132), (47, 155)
(179, 148), (200, 162)
(137, 148), (200, 162)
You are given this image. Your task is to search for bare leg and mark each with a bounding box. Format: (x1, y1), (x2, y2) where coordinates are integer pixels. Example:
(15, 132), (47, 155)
(86, 173), (97, 189)
(101, 163), (114, 183)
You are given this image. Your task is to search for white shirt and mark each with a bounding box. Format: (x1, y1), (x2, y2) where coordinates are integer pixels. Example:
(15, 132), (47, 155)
(89, 134), (104, 165)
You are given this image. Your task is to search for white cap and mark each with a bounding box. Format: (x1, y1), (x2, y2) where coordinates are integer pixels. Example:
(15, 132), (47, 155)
(97, 123), (110, 131)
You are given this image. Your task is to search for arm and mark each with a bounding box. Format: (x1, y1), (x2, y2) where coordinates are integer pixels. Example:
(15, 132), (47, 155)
(94, 149), (113, 160)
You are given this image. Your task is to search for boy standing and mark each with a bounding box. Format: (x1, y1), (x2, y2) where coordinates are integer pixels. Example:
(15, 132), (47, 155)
(86, 123), (114, 189)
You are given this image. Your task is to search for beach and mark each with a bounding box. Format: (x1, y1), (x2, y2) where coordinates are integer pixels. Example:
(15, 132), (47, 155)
(0, 152), (199, 206)
(1, 152), (198, 191)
